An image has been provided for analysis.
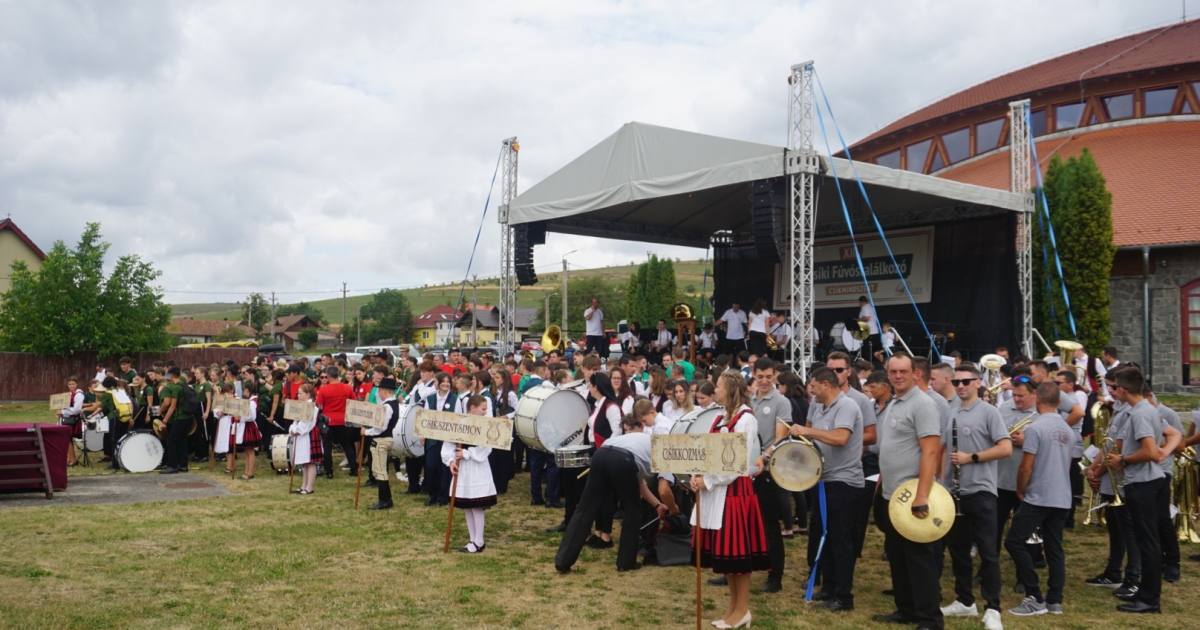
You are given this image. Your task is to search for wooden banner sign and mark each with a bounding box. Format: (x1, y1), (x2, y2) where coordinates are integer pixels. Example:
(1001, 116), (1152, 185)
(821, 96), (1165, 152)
(345, 399), (387, 429)
(283, 399), (315, 421)
(212, 393), (227, 412)
(49, 393), (71, 411)
(651, 432), (749, 478)
(413, 408), (513, 451)
(223, 397), (252, 418)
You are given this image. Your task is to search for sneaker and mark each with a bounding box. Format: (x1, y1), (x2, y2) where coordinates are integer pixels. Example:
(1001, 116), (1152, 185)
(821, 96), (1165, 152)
(1007, 596), (1047, 616)
(982, 608), (1003, 630)
(1046, 603), (1063, 615)
(1085, 574), (1122, 588)
(940, 600), (979, 617)
(1113, 582), (1139, 600)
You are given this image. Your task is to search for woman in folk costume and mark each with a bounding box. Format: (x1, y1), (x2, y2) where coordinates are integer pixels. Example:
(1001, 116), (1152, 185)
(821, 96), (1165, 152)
(60, 377), (86, 466)
(231, 383), (262, 480)
(584, 372), (625, 549)
(646, 367), (669, 413)
(661, 378), (694, 422)
(690, 371), (768, 629)
(289, 383), (323, 495)
(472, 370), (511, 494)
(214, 383), (235, 466)
(442, 395), (497, 553)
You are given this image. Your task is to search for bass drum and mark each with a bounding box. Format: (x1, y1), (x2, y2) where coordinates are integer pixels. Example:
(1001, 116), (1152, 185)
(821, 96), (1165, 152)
(115, 431), (164, 473)
(667, 407), (722, 483)
(828, 322), (847, 351)
(514, 385), (590, 452)
(390, 404), (425, 459)
(82, 428), (106, 452)
(269, 434), (294, 472)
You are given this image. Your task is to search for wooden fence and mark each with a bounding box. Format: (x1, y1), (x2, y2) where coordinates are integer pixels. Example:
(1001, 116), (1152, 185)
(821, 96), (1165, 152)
(0, 348), (258, 401)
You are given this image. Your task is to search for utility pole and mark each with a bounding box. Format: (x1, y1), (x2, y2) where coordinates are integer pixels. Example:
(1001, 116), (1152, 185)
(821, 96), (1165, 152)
(270, 292), (277, 341)
(471, 274), (478, 345)
(357, 304), (363, 348)
(562, 259), (569, 334)
(342, 282), (347, 342)
(544, 293), (552, 330)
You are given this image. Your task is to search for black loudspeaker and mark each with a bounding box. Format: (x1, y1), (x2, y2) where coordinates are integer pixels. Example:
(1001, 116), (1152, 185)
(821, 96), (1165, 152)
(514, 223), (539, 286)
(751, 178), (786, 262)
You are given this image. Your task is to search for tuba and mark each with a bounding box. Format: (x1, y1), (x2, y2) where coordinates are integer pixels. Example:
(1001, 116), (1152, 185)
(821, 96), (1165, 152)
(541, 325), (566, 354)
(670, 302), (694, 320)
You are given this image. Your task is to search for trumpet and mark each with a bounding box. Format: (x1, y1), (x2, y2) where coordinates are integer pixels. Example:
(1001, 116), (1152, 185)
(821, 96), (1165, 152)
(1008, 413), (1035, 436)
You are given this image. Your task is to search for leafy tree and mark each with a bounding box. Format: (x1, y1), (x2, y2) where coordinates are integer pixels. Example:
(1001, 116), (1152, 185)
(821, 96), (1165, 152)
(275, 301), (326, 327)
(0, 223), (173, 356)
(214, 325), (249, 342)
(532, 276), (625, 338)
(355, 289), (416, 345)
(297, 328), (319, 349)
(1032, 150), (1115, 355)
(241, 293), (271, 330)
(625, 255), (678, 329)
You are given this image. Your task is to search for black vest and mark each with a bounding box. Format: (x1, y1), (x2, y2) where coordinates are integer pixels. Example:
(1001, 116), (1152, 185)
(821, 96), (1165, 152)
(383, 399), (401, 435)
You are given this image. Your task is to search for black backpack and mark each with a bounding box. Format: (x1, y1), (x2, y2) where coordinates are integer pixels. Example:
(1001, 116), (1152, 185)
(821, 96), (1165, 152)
(180, 384), (203, 418)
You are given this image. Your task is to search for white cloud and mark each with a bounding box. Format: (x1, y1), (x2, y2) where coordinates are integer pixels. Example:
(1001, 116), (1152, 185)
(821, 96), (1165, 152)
(0, 0), (1188, 303)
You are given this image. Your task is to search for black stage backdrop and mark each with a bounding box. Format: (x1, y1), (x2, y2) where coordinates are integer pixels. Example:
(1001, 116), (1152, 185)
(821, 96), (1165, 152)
(712, 213), (1020, 360)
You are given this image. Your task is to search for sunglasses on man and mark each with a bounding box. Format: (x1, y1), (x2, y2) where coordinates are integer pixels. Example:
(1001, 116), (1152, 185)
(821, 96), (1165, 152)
(950, 378), (978, 386)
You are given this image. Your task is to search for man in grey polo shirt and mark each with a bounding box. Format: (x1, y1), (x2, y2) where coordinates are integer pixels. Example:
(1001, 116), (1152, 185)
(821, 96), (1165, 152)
(1151, 391), (1185, 583)
(790, 366), (863, 612)
(914, 356), (951, 432)
(826, 351), (879, 559)
(874, 353), (944, 629)
(1084, 374), (1140, 595)
(939, 365), (1011, 630)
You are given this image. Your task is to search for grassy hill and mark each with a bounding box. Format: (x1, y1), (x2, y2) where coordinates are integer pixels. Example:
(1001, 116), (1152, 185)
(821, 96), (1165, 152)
(172, 259), (713, 328)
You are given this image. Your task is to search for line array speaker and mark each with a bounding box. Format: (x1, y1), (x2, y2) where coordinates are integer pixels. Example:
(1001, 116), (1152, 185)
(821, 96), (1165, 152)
(751, 177), (786, 262)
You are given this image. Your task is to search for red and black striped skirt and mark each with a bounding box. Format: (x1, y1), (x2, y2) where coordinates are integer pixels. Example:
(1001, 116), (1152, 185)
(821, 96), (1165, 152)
(454, 494), (497, 509)
(307, 426), (324, 463)
(693, 476), (770, 575)
(236, 421), (262, 452)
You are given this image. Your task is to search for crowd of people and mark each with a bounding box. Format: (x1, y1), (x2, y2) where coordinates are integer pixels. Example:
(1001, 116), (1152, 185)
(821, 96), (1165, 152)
(52, 297), (1200, 629)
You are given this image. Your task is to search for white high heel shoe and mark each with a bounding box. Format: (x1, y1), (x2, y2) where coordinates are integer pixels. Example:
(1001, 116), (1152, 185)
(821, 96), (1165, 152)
(731, 612), (751, 628)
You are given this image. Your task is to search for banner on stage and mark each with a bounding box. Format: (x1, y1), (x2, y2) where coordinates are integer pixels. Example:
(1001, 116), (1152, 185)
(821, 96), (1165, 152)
(773, 227), (934, 309)
(345, 400), (387, 429)
(49, 393), (71, 410)
(283, 399), (315, 421)
(223, 397), (252, 418)
(650, 432), (748, 477)
(413, 408), (512, 451)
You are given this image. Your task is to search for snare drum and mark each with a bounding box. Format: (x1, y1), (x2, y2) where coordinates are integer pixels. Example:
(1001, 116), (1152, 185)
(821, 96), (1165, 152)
(554, 444), (594, 469)
(666, 407), (723, 483)
(390, 404), (424, 459)
(269, 434), (294, 472)
(514, 385), (590, 452)
(85, 411), (110, 433)
(767, 436), (824, 491)
(115, 431), (164, 473)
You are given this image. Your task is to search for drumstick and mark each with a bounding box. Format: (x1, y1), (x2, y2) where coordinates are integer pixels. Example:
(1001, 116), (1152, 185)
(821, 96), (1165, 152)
(287, 433), (298, 495)
(641, 517), (661, 530)
(577, 468), (590, 479)
(444, 469), (459, 553)
(353, 427), (366, 509)
(695, 490), (702, 630)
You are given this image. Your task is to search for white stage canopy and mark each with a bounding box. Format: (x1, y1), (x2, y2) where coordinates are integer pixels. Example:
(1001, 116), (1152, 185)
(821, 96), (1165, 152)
(510, 122), (1024, 248)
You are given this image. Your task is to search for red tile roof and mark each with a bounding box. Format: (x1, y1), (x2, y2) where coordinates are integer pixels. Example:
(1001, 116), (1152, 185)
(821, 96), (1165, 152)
(413, 305), (463, 327)
(855, 19), (1200, 148)
(938, 121), (1200, 247)
(0, 218), (46, 260)
(167, 318), (257, 338)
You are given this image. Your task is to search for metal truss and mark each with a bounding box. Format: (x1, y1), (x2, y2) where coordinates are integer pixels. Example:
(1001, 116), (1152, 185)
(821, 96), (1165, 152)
(498, 137), (519, 355)
(787, 62), (818, 378)
(1009, 101), (1034, 358)
(815, 204), (1009, 238)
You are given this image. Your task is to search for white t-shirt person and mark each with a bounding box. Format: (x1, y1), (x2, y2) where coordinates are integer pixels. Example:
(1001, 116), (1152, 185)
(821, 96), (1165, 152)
(718, 308), (748, 340)
(857, 301), (880, 335)
(747, 310), (768, 334)
(584, 306), (604, 337)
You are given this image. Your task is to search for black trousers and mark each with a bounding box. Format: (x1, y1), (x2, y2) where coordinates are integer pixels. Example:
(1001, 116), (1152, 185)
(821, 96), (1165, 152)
(947, 492), (1001, 611)
(512, 427), (528, 472)
(748, 331), (769, 357)
(879, 496), (944, 629)
(105, 420), (129, 463)
(1160, 474), (1181, 569)
(165, 417), (192, 470)
(1005, 503), (1067, 604)
(753, 474), (785, 580)
(812, 481), (859, 605)
(560, 465), (585, 524)
(555, 448), (643, 570)
(995, 489), (1042, 567)
(853, 478), (878, 558)
(1101, 494), (1141, 582)
(188, 415), (210, 458)
(323, 425), (359, 473)
(424, 440), (448, 502)
(489, 448), (513, 494)
(404, 456), (424, 492)
(585, 335), (608, 358)
(1124, 476), (1170, 606)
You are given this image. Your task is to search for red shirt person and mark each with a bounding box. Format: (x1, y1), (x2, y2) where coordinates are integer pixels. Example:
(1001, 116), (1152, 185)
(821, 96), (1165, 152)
(315, 367), (354, 427)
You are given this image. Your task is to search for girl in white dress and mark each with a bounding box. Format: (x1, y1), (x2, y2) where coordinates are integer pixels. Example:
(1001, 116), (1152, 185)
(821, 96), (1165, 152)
(661, 379), (694, 422)
(443, 395), (497, 553)
(215, 383), (234, 469)
(289, 384), (324, 495)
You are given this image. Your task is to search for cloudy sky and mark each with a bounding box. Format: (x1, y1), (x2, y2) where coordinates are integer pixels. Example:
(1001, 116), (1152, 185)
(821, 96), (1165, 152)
(0, 0), (1191, 304)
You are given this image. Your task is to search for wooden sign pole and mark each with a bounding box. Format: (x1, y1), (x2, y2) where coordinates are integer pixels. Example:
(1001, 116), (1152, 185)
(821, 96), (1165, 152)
(443, 470), (459, 553)
(353, 428), (366, 509)
(287, 435), (298, 495)
(695, 490), (702, 630)
(228, 422), (237, 480)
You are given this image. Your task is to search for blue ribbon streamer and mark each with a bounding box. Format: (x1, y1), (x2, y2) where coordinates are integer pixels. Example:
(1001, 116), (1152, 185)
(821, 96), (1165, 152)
(452, 147), (506, 314)
(805, 481), (828, 601)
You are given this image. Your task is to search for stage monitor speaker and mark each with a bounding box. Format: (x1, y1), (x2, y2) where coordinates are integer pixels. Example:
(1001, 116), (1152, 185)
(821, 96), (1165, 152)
(751, 177), (786, 262)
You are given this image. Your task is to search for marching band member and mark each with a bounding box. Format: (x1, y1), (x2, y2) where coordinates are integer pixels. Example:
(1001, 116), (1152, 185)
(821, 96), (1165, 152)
(1149, 391), (1184, 583)
(233, 383), (262, 480)
(610, 367), (635, 415)
(583, 373), (625, 548)
(366, 377), (400, 511)
(444, 395), (498, 553)
(1084, 373), (1137, 592)
(695, 381), (716, 409)
(289, 384), (323, 495)
(822, 353), (877, 558)
(60, 377), (85, 466)
(214, 383), (235, 468)
(874, 352), (943, 629)
(1005, 383), (1075, 617)
(424, 372), (457, 507)
(995, 373), (1043, 589)
(939, 364), (1010, 630)
(792, 366), (865, 612)
(158, 367), (194, 475)
(646, 367), (668, 412)
(739, 359), (790, 594)
(692, 371), (768, 629)
(650, 319), (674, 365)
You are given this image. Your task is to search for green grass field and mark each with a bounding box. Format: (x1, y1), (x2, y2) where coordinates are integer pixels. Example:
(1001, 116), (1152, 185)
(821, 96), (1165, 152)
(171, 260), (714, 328)
(1, 401), (1199, 629)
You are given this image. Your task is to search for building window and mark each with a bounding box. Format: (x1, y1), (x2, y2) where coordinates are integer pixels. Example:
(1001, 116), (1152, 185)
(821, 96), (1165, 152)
(1054, 102), (1085, 130)
(1144, 86), (1178, 116)
(941, 127), (970, 164)
(975, 118), (1005, 153)
(1102, 93), (1133, 120)
(1185, 278), (1200, 386)
(905, 139), (931, 172)
(422, 331), (429, 339)
(1030, 109), (1047, 137)
(875, 149), (901, 169)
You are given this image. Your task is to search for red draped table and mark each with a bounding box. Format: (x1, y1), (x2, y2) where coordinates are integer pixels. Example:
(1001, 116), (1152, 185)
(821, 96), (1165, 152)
(0, 423), (70, 492)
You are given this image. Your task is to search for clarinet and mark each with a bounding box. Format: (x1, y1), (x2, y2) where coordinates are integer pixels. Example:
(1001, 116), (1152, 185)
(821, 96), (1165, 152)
(952, 416), (963, 516)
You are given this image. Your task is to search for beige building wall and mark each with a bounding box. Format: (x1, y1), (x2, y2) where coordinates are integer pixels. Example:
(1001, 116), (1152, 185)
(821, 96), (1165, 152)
(0, 230), (44, 294)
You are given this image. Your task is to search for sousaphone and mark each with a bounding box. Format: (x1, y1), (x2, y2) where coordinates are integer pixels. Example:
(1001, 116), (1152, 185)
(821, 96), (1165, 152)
(542, 325), (567, 354)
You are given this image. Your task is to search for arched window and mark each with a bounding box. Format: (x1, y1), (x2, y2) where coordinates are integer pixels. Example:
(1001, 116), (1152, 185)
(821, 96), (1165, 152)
(1184, 277), (1200, 386)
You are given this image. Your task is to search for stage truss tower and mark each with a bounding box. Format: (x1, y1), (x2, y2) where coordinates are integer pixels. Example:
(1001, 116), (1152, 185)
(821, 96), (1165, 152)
(786, 61), (818, 378)
(1008, 100), (1035, 357)
(498, 137), (519, 355)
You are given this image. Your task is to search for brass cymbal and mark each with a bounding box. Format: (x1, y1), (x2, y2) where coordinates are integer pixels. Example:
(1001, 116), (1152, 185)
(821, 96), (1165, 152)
(887, 478), (956, 543)
(849, 320), (870, 341)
